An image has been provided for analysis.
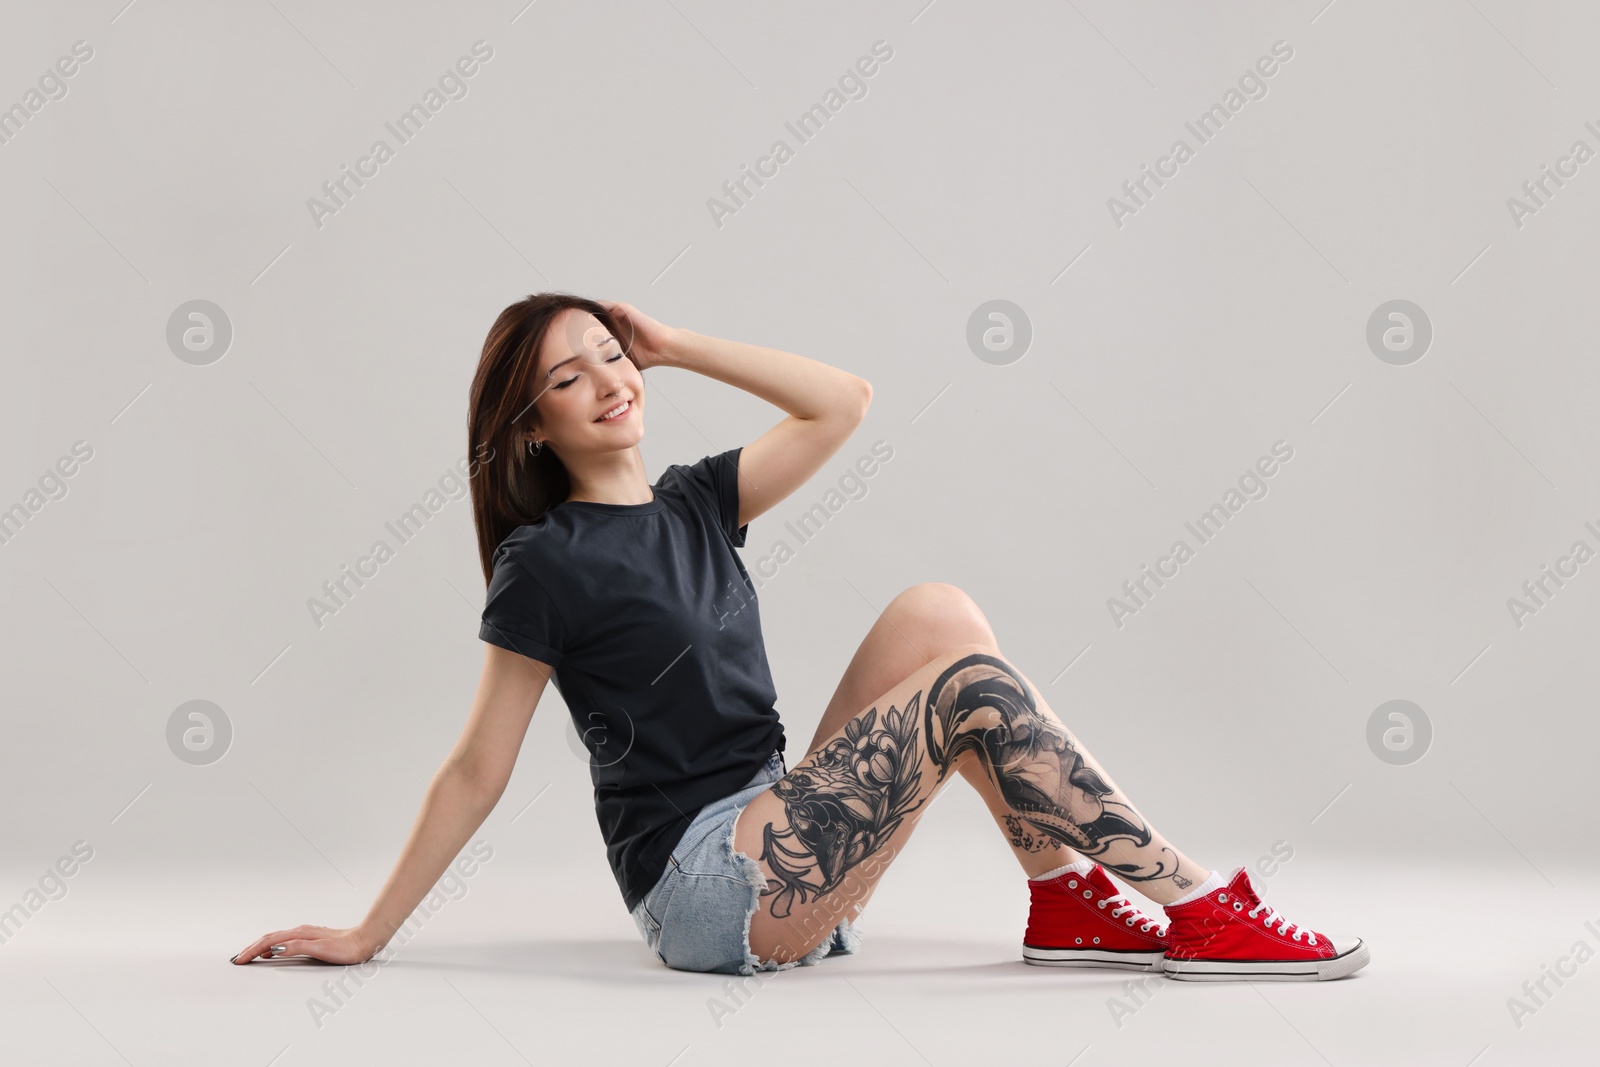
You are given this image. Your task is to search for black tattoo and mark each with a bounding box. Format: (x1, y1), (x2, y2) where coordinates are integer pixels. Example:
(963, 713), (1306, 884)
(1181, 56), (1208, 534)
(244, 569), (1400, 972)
(757, 652), (1178, 923)
(1003, 813), (1057, 853)
(923, 653), (1176, 882)
(758, 703), (927, 919)
(1172, 873), (1193, 889)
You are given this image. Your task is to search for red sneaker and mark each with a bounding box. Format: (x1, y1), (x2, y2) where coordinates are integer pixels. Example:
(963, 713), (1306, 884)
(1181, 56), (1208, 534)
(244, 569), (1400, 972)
(1162, 867), (1369, 981)
(1023, 865), (1168, 970)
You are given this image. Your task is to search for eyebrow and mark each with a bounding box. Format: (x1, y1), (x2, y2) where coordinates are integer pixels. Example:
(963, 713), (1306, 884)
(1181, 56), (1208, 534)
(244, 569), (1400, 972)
(542, 334), (618, 376)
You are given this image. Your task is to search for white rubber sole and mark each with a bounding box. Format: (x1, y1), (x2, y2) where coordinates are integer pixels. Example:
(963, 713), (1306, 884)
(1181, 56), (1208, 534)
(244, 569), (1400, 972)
(1023, 946), (1166, 971)
(1163, 939), (1370, 982)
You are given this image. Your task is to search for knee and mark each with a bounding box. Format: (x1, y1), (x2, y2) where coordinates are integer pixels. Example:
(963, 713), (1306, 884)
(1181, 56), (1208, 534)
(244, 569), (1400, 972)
(884, 582), (998, 656)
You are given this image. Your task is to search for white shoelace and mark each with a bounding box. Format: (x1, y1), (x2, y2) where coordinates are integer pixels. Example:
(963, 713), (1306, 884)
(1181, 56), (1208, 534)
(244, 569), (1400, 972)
(1247, 900), (1318, 945)
(1105, 894), (1167, 936)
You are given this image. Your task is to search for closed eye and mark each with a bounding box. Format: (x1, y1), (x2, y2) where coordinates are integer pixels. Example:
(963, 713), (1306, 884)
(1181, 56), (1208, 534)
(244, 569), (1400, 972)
(552, 351), (627, 389)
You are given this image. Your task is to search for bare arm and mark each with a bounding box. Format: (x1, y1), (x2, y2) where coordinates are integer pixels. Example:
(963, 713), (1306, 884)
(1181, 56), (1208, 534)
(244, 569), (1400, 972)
(604, 300), (872, 528)
(662, 326), (869, 424)
(601, 300), (870, 531)
(664, 326), (870, 528)
(352, 759), (502, 955)
(231, 644), (552, 964)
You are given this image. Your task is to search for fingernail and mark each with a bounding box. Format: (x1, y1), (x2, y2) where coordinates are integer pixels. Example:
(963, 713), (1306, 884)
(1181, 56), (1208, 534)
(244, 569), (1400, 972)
(229, 954), (238, 963)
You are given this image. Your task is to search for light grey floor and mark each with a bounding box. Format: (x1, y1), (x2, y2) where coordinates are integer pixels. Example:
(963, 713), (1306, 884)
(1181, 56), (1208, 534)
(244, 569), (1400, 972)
(4, 821), (1593, 1066)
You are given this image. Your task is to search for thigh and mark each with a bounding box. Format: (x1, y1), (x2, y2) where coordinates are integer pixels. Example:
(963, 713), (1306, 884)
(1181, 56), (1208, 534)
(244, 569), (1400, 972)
(732, 642), (1024, 964)
(801, 582), (998, 760)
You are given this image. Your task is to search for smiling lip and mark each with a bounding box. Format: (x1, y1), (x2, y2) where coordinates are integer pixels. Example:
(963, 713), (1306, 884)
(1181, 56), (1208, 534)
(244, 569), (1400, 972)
(595, 400), (633, 423)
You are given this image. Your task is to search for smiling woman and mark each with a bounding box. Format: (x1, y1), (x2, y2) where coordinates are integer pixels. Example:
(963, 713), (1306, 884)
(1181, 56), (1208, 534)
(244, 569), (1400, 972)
(232, 292), (1365, 987)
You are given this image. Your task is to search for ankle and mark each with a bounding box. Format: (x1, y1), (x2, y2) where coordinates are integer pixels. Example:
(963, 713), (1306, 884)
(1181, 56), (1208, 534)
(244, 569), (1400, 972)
(1029, 858), (1094, 883)
(1164, 870), (1224, 909)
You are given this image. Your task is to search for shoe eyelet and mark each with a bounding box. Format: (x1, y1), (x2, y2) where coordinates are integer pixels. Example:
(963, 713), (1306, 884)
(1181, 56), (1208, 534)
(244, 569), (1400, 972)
(1075, 937), (1083, 945)
(1126, 918), (1135, 925)
(1096, 900), (1106, 909)
(1233, 901), (1243, 911)
(1217, 893), (1227, 902)
(1083, 890), (1092, 899)
(1066, 880), (1078, 888)
(1092, 937), (1100, 944)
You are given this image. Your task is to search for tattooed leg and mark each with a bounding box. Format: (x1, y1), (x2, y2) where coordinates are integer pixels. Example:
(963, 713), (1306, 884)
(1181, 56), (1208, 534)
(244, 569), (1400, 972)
(921, 652), (1196, 886)
(733, 645), (1208, 964)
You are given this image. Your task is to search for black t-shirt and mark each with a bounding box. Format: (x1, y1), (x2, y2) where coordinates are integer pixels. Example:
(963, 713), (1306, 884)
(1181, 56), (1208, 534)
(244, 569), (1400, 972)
(478, 446), (786, 912)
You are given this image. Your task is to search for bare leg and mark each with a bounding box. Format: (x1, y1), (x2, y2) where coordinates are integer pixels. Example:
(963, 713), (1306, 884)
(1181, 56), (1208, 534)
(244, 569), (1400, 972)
(801, 583), (1081, 881)
(737, 625), (1208, 964)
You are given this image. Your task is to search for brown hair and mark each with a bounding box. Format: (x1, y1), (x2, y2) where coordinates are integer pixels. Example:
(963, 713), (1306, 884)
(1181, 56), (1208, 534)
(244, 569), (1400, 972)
(467, 291), (630, 584)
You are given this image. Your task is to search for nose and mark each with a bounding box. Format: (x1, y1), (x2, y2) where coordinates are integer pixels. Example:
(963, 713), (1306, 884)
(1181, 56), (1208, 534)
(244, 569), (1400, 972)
(596, 354), (634, 395)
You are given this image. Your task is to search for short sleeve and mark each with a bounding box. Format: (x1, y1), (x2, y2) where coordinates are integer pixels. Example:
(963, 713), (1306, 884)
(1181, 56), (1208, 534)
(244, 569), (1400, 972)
(670, 446), (747, 547)
(479, 543), (568, 667)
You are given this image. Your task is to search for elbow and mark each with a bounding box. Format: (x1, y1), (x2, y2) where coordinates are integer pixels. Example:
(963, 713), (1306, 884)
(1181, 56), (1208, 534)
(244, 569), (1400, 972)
(852, 376), (873, 421)
(820, 376), (870, 427)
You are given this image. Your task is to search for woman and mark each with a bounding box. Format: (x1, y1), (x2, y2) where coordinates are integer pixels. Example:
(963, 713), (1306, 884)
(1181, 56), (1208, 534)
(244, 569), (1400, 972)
(231, 293), (1368, 982)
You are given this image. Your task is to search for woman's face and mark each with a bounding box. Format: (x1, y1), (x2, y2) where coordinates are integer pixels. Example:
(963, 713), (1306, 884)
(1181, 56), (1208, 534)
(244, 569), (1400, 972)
(529, 308), (644, 456)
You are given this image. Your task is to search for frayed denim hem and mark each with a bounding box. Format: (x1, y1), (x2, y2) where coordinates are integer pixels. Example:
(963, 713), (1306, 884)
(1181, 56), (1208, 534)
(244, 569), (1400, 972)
(724, 797), (864, 978)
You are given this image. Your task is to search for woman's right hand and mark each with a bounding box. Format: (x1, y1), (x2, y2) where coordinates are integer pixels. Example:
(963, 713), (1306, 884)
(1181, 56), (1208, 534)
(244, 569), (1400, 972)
(230, 924), (381, 966)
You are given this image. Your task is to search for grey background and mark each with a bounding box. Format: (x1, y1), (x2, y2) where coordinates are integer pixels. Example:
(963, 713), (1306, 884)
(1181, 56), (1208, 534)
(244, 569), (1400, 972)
(3, 1), (1597, 1064)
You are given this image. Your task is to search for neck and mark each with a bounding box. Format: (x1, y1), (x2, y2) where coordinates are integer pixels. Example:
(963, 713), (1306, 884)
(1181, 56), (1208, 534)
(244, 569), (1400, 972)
(562, 448), (654, 505)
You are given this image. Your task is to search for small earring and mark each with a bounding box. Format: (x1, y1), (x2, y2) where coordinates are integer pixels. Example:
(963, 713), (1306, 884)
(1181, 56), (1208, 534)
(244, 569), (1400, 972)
(528, 438), (544, 456)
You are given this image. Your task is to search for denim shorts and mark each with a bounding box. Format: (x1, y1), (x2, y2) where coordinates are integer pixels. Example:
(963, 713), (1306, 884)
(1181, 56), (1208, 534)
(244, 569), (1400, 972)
(630, 748), (864, 975)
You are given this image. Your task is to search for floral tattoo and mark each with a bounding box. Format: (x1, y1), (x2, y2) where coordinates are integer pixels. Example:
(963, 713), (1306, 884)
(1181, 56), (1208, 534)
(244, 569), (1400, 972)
(755, 652), (1177, 922)
(757, 703), (926, 919)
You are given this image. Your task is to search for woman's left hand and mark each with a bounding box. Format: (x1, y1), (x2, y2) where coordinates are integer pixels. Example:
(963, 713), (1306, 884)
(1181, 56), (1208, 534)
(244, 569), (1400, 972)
(599, 300), (677, 372)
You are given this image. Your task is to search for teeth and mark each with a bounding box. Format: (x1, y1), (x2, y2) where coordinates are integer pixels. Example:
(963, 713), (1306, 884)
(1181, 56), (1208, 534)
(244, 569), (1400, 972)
(597, 401), (629, 422)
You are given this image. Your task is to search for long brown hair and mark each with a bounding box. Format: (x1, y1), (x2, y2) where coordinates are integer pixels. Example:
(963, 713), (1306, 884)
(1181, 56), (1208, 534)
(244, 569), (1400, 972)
(467, 292), (629, 584)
